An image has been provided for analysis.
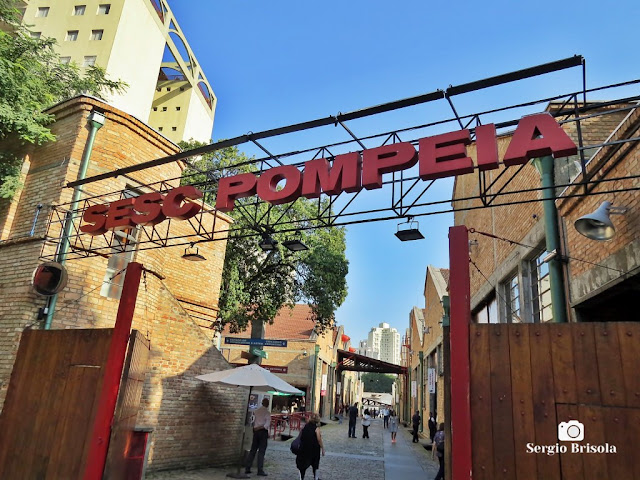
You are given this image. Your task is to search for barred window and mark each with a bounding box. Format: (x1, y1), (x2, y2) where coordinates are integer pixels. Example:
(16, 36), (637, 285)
(504, 272), (522, 323)
(73, 5), (86, 16)
(91, 29), (103, 41)
(531, 251), (553, 322)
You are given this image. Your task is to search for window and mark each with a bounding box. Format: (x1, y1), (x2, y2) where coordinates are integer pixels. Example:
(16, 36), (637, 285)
(98, 4), (111, 15)
(73, 5), (86, 15)
(153, 107), (158, 111)
(156, 87), (161, 92)
(60, 56), (71, 65)
(101, 230), (139, 299)
(166, 87), (171, 91)
(504, 273), (522, 323)
(171, 127), (177, 131)
(472, 292), (498, 323)
(162, 107), (167, 111)
(83, 56), (96, 67)
(65, 30), (78, 41)
(179, 86), (185, 91)
(175, 106), (181, 111)
(101, 190), (139, 299)
(531, 252), (553, 322)
(91, 29), (103, 40)
(158, 127), (163, 131)
(30, 31), (42, 39)
(36, 7), (49, 17)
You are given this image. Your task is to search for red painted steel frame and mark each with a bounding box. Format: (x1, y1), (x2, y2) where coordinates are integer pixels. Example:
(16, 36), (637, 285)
(83, 262), (143, 480)
(449, 226), (472, 479)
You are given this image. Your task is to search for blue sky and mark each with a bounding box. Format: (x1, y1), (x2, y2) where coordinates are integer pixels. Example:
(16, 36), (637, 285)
(170, 0), (639, 344)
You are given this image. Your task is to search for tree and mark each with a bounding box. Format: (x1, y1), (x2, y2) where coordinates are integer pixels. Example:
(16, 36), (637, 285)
(180, 141), (349, 334)
(362, 373), (395, 393)
(0, 0), (126, 198)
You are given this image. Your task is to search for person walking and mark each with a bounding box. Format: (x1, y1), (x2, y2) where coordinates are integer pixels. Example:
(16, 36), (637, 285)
(245, 398), (271, 476)
(348, 402), (358, 438)
(296, 413), (325, 480)
(428, 412), (437, 442)
(389, 410), (398, 444)
(411, 410), (421, 443)
(362, 409), (372, 438)
(432, 423), (445, 480)
(383, 407), (390, 429)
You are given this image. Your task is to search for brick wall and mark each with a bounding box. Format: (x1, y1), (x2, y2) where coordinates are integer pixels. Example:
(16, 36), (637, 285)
(453, 103), (638, 321)
(0, 96), (244, 472)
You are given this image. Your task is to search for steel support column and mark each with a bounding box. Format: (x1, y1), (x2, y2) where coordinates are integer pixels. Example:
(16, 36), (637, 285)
(83, 262), (143, 480)
(448, 226), (472, 480)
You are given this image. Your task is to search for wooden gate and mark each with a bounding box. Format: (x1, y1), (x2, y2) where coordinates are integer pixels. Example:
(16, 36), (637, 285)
(469, 322), (640, 480)
(0, 329), (113, 479)
(0, 328), (150, 479)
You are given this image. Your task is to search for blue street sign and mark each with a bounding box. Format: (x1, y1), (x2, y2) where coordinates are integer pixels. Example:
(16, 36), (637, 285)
(224, 337), (288, 348)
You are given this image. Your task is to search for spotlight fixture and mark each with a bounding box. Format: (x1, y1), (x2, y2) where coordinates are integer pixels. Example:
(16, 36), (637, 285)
(258, 235), (278, 251)
(574, 201), (627, 241)
(395, 217), (424, 241)
(282, 231), (308, 252)
(182, 243), (206, 261)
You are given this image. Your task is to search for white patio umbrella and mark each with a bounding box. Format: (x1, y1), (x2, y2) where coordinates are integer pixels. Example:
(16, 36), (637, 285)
(196, 363), (303, 394)
(196, 364), (303, 478)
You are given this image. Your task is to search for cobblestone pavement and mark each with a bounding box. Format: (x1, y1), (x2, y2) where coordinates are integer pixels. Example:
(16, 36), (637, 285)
(147, 417), (439, 480)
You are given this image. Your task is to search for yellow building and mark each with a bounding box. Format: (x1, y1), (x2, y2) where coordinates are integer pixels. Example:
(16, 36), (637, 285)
(20, 0), (215, 143)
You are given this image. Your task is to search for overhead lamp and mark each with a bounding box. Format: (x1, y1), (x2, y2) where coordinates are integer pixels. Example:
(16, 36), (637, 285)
(282, 231), (308, 252)
(574, 201), (627, 241)
(182, 243), (206, 261)
(395, 217), (424, 241)
(258, 234), (278, 251)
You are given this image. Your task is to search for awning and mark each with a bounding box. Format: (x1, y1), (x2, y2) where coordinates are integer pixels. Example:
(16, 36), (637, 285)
(336, 349), (407, 375)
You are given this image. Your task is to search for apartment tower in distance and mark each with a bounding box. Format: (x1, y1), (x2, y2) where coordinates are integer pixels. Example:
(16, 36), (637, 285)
(21, 0), (215, 143)
(367, 322), (401, 365)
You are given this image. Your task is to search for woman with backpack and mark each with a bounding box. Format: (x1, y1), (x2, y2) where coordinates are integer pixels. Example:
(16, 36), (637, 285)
(432, 423), (445, 480)
(295, 413), (325, 480)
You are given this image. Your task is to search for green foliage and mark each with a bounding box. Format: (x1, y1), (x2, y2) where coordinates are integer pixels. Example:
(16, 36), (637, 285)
(180, 140), (349, 334)
(0, 0), (126, 198)
(362, 373), (395, 393)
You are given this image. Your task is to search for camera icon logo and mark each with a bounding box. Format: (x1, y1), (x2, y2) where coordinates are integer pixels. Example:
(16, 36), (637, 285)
(558, 420), (584, 442)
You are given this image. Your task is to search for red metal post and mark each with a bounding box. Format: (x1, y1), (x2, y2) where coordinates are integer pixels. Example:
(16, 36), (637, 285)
(449, 226), (472, 479)
(83, 262), (143, 480)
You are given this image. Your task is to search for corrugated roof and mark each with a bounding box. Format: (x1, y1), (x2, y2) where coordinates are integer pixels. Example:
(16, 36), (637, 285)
(222, 304), (315, 340)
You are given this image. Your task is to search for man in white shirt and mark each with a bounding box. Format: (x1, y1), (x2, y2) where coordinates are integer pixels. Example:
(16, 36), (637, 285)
(245, 398), (271, 476)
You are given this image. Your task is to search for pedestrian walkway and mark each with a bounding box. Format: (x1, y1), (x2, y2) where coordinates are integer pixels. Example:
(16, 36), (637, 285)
(147, 417), (439, 479)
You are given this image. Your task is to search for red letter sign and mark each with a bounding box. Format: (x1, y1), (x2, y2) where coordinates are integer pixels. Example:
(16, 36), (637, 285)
(131, 192), (166, 226)
(216, 173), (258, 212)
(475, 124), (499, 171)
(503, 113), (577, 166)
(257, 165), (302, 205)
(105, 198), (136, 231)
(162, 185), (203, 220)
(301, 152), (362, 198)
(419, 130), (473, 180)
(80, 204), (109, 235)
(362, 143), (418, 190)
